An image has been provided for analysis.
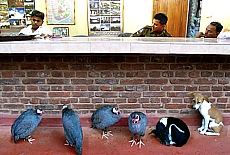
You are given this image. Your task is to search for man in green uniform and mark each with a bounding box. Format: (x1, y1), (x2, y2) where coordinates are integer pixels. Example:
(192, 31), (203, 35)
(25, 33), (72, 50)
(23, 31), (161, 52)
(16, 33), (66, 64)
(131, 13), (172, 37)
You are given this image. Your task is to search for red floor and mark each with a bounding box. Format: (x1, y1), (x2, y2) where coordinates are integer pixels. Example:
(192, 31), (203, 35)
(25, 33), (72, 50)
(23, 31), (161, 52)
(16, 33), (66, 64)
(1, 125), (229, 155)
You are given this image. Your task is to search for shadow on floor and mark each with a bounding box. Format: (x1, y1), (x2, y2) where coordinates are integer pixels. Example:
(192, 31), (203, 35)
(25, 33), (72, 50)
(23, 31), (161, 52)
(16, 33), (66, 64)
(0, 126), (229, 155)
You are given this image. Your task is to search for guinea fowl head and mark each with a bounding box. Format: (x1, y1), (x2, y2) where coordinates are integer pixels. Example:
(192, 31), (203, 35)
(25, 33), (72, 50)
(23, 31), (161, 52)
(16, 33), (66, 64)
(62, 104), (68, 110)
(132, 114), (140, 124)
(36, 108), (44, 116)
(112, 107), (120, 115)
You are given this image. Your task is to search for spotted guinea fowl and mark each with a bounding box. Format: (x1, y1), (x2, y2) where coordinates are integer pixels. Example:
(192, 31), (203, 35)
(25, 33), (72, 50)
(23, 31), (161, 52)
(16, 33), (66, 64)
(149, 117), (190, 147)
(91, 105), (121, 139)
(128, 111), (148, 148)
(11, 108), (43, 144)
(62, 104), (83, 155)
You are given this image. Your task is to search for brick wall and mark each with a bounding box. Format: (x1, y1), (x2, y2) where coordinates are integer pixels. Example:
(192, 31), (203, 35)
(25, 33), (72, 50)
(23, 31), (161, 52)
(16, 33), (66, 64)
(0, 54), (230, 115)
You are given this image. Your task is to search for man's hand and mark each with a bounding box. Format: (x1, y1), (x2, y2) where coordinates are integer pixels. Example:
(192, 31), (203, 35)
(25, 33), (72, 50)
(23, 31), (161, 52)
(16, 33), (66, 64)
(40, 33), (51, 38)
(196, 32), (205, 38)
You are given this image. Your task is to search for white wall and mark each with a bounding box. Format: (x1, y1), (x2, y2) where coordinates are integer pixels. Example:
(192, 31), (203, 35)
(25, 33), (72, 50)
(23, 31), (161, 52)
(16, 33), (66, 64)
(123, 0), (153, 33)
(199, 0), (230, 32)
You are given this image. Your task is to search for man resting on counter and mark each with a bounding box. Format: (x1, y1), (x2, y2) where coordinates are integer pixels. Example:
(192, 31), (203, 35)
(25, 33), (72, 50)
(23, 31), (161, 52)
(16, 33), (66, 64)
(196, 22), (223, 38)
(130, 13), (172, 37)
(19, 10), (52, 38)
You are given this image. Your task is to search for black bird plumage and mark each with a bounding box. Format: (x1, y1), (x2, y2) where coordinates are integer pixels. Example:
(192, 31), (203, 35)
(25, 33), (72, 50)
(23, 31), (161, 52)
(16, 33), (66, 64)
(128, 111), (148, 148)
(62, 105), (83, 155)
(91, 105), (121, 139)
(149, 117), (190, 147)
(11, 108), (43, 144)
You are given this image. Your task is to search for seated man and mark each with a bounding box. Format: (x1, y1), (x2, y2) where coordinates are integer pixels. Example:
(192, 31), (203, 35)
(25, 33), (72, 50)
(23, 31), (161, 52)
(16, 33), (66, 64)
(196, 22), (223, 38)
(19, 10), (52, 37)
(130, 13), (172, 37)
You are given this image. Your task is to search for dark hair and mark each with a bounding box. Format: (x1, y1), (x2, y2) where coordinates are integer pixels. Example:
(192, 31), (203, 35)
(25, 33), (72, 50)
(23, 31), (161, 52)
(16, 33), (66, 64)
(154, 13), (168, 25)
(210, 22), (223, 33)
(30, 10), (45, 20)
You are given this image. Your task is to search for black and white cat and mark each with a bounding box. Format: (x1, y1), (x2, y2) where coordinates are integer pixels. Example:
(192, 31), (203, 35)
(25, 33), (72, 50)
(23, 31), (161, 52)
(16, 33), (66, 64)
(149, 117), (190, 147)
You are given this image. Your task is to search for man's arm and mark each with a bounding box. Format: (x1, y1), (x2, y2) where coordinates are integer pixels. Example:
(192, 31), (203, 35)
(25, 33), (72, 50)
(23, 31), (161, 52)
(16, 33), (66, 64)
(40, 26), (52, 37)
(18, 27), (29, 35)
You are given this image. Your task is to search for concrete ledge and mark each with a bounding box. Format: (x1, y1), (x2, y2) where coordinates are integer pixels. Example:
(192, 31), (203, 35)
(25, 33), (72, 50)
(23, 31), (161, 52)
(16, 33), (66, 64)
(2, 113), (230, 127)
(1, 37), (230, 55)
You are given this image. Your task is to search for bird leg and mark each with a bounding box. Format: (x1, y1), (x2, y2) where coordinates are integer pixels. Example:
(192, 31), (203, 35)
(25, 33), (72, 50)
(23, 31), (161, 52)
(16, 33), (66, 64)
(101, 128), (113, 139)
(128, 137), (137, 147)
(136, 138), (145, 148)
(24, 136), (35, 144)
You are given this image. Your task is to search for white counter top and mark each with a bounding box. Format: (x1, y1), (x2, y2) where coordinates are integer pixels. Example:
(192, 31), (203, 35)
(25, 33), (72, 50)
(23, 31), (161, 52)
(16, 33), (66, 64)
(1, 37), (230, 54)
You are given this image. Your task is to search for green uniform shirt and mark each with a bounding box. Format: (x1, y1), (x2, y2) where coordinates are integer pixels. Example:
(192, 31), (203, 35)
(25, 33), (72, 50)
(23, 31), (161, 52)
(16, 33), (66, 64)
(131, 25), (172, 37)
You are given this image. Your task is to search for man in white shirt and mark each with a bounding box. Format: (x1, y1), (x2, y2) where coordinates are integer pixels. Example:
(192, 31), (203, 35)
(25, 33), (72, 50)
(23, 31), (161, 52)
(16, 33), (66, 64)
(19, 10), (52, 37)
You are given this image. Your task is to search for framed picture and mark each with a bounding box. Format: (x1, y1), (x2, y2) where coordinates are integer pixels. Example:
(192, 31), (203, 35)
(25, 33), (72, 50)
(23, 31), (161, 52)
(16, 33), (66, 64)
(52, 27), (69, 37)
(46, 0), (75, 25)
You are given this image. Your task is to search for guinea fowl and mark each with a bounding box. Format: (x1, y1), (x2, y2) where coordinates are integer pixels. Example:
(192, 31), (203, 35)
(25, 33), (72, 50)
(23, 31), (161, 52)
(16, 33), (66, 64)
(62, 104), (83, 155)
(11, 108), (43, 144)
(128, 111), (148, 148)
(91, 105), (121, 139)
(149, 117), (190, 147)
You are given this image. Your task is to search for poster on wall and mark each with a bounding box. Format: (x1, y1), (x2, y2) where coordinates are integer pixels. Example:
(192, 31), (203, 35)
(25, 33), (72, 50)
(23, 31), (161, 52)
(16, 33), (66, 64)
(0, 0), (10, 29)
(88, 0), (123, 37)
(7, 0), (25, 27)
(0, 0), (35, 34)
(7, 0), (35, 26)
(46, 0), (75, 25)
(24, 0), (35, 25)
